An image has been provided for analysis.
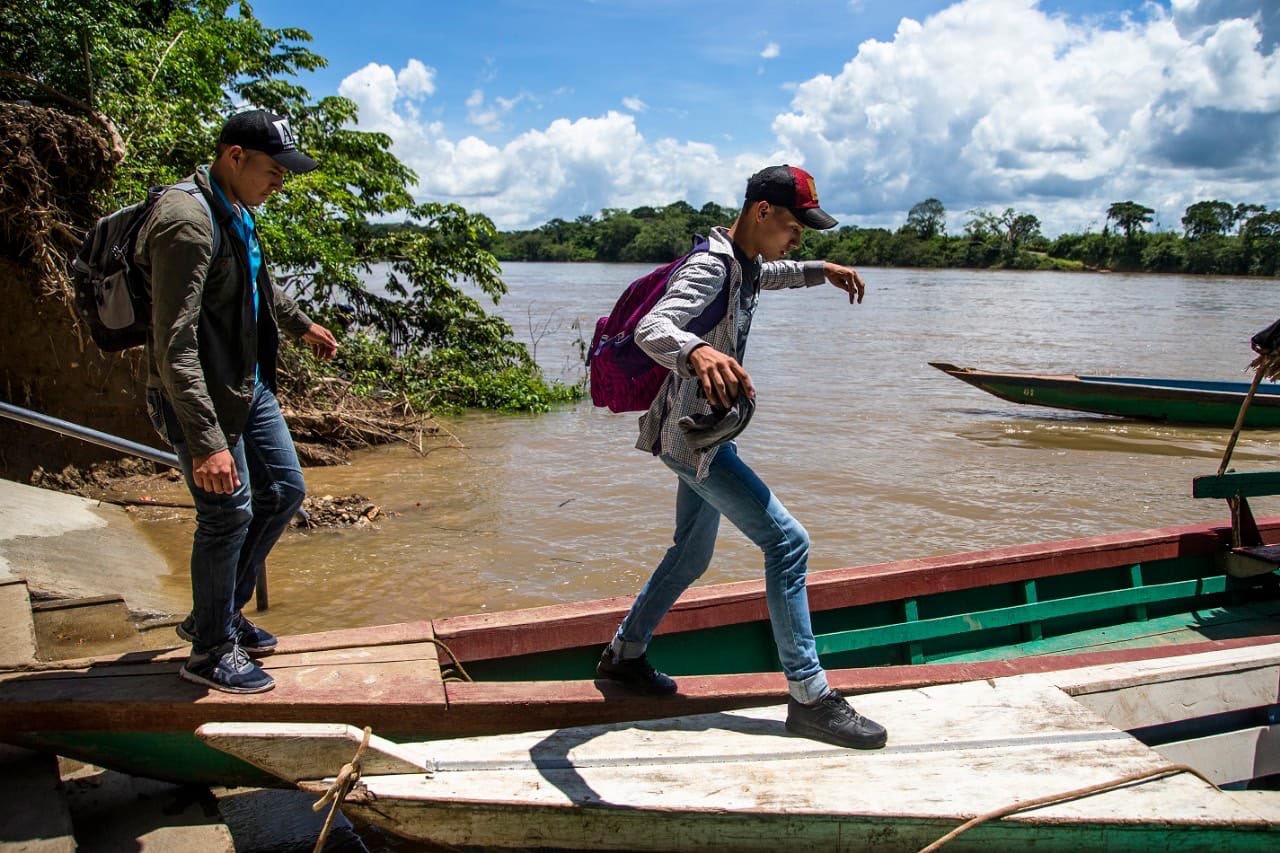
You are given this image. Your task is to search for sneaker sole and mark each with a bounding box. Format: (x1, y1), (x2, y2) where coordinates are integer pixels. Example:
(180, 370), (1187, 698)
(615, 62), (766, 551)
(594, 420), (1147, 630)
(179, 666), (275, 694)
(784, 719), (887, 750)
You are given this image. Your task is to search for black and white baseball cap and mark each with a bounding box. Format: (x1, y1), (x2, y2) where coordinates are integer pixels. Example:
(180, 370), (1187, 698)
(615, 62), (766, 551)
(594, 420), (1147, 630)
(218, 109), (318, 173)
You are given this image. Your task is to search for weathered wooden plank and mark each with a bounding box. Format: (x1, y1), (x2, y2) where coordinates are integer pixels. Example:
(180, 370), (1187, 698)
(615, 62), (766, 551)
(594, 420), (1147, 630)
(1070, 663), (1280, 728)
(197, 722), (431, 782)
(0, 656), (447, 732)
(13, 619), (439, 672)
(1155, 724), (1280, 786)
(1194, 471), (1280, 499)
(204, 661), (1280, 852)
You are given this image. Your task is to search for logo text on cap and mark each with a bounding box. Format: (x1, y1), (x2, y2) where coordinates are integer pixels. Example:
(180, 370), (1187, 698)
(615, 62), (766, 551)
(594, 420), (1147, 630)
(272, 119), (297, 148)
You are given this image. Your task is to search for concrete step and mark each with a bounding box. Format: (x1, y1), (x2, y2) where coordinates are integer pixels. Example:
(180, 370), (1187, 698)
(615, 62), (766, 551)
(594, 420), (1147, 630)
(0, 579), (37, 668)
(31, 594), (142, 659)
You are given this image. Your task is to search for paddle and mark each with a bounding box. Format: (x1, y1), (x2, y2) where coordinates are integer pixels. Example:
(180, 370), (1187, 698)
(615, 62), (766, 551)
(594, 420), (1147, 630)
(1217, 365), (1266, 477)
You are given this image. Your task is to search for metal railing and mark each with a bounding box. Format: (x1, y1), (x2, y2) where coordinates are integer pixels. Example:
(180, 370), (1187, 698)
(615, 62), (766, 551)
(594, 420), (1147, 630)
(0, 400), (274, 610)
(0, 400), (178, 468)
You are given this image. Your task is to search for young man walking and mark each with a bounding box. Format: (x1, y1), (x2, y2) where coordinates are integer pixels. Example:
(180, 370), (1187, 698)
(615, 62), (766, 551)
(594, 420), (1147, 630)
(596, 165), (888, 750)
(137, 109), (338, 693)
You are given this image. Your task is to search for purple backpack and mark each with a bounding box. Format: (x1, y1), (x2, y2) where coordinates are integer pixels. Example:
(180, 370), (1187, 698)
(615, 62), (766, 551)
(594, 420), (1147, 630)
(588, 236), (731, 413)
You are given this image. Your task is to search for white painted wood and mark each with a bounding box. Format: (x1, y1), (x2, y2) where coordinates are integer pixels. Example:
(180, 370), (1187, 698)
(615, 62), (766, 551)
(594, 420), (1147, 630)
(1052, 643), (1280, 696)
(1155, 724), (1280, 786)
(201, 649), (1280, 850)
(1071, 664), (1280, 729)
(196, 723), (432, 783)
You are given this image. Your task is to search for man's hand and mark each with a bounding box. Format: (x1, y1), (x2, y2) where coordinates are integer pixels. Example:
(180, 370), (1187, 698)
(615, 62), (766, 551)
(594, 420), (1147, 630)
(689, 345), (754, 410)
(824, 262), (865, 304)
(303, 323), (339, 360)
(192, 449), (239, 494)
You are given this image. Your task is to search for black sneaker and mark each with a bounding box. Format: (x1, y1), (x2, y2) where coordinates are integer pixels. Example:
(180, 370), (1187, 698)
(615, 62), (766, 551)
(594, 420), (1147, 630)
(234, 613), (278, 655)
(175, 612), (277, 656)
(179, 643), (275, 694)
(175, 614), (197, 644)
(595, 646), (678, 695)
(785, 690), (887, 749)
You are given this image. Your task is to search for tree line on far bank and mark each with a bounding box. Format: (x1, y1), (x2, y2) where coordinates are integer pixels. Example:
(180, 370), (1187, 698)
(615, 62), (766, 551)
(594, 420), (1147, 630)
(373, 197), (1279, 277)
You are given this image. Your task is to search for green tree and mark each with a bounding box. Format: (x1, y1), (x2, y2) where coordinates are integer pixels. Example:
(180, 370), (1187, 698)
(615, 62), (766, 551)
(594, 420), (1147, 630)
(1181, 200), (1235, 240)
(905, 198), (946, 239)
(1140, 232), (1186, 273)
(1106, 201), (1155, 240)
(1, 0), (576, 413)
(1234, 204), (1266, 234)
(965, 208), (1041, 252)
(1242, 211), (1280, 276)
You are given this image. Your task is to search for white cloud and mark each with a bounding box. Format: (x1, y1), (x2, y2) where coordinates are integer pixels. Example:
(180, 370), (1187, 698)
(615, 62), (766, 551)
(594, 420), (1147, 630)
(761, 42), (781, 59)
(466, 89), (526, 133)
(338, 59), (437, 133)
(390, 112), (747, 229)
(772, 0), (1280, 234)
(396, 59), (437, 98)
(338, 3), (1280, 235)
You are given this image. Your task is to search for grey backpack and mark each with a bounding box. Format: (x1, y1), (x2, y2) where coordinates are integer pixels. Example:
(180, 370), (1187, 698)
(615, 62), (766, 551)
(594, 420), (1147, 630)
(71, 181), (220, 352)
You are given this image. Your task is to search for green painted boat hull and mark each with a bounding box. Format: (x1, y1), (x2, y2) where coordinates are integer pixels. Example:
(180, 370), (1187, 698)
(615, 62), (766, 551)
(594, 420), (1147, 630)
(931, 362), (1280, 427)
(5, 518), (1280, 788)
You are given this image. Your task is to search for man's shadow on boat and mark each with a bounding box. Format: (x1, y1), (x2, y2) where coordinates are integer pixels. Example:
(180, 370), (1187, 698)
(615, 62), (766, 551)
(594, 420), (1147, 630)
(526, 707), (795, 808)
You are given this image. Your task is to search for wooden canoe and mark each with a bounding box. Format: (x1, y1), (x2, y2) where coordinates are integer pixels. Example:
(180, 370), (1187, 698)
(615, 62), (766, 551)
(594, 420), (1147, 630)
(930, 361), (1280, 427)
(3, 512), (1280, 788)
(199, 643), (1280, 851)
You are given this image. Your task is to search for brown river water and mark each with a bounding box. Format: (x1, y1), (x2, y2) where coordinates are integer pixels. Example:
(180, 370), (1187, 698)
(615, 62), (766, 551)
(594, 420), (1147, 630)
(129, 264), (1280, 634)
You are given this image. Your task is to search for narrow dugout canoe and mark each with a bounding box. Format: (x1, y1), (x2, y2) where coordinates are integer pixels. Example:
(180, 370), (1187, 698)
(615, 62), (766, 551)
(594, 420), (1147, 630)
(930, 361), (1280, 427)
(3, 513), (1279, 787)
(199, 643), (1280, 851)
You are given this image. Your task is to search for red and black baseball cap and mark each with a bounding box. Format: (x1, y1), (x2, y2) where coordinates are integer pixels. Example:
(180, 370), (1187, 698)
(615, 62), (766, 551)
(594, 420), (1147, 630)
(745, 164), (837, 230)
(218, 109), (318, 174)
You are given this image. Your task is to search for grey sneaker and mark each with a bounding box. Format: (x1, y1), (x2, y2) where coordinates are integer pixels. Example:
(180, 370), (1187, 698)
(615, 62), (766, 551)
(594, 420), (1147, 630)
(176, 612), (277, 656)
(595, 646), (678, 695)
(179, 643), (274, 694)
(785, 689), (887, 749)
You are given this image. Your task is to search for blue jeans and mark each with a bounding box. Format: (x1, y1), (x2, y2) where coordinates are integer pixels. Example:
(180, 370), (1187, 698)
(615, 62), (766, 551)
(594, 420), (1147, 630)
(148, 383), (304, 653)
(614, 442), (830, 703)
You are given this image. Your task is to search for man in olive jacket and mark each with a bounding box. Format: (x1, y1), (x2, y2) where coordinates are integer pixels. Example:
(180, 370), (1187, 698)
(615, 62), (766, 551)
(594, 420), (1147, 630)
(136, 110), (338, 693)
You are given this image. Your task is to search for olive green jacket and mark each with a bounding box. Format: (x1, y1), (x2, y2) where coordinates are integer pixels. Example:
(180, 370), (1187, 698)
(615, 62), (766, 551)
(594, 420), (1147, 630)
(134, 167), (313, 457)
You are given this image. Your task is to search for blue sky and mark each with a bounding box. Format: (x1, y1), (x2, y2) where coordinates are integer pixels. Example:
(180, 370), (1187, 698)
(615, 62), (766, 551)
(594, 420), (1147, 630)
(249, 0), (1280, 235)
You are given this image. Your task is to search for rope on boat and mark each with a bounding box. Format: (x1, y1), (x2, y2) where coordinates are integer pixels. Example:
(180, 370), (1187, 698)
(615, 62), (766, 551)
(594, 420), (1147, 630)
(310, 725), (372, 853)
(917, 762), (1217, 852)
(427, 637), (473, 682)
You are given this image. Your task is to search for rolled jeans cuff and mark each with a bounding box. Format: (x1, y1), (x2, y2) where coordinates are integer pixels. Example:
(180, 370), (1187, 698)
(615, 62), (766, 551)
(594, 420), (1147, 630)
(612, 633), (648, 661)
(788, 671), (830, 705)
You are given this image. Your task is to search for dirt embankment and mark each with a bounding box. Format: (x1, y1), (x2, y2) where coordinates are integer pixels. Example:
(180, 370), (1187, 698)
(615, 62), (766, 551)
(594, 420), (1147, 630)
(0, 103), (441, 493)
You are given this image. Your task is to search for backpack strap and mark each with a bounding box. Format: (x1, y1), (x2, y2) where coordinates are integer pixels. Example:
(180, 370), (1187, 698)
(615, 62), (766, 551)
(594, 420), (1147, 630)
(682, 233), (735, 339)
(169, 180), (222, 262)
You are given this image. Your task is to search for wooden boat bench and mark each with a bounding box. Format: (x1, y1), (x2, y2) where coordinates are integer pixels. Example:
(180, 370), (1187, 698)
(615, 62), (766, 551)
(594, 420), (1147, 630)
(1192, 470), (1280, 576)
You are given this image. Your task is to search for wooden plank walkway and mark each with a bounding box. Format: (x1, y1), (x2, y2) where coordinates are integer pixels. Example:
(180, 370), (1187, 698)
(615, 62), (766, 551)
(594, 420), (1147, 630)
(202, 644), (1280, 852)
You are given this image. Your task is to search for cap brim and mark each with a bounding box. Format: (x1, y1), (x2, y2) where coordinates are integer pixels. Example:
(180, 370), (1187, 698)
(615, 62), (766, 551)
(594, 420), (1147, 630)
(272, 149), (319, 174)
(793, 206), (838, 230)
